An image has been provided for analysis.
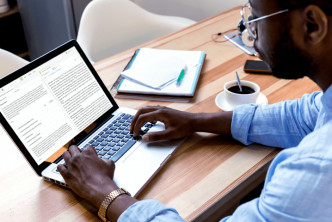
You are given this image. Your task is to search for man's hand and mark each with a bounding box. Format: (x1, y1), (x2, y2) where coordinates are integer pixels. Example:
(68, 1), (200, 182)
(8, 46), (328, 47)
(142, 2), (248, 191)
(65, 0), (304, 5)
(130, 106), (197, 142)
(57, 145), (118, 208)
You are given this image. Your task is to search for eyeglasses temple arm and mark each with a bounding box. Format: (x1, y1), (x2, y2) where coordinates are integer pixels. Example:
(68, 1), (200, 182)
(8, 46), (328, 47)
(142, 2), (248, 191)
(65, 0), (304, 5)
(247, 9), (289, 24)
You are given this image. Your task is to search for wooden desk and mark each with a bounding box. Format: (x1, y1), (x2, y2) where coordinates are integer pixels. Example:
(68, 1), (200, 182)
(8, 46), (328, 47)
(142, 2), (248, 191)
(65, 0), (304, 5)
(0, 7), (320, 222)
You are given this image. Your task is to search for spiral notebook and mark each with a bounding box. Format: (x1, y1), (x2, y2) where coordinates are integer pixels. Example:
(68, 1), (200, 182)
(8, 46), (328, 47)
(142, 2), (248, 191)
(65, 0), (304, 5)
(112, 48), (206, 102)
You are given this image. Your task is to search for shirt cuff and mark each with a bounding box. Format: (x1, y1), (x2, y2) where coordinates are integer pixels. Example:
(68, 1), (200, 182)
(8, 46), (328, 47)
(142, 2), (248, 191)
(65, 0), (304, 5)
(118, 199), (185, 222)
(231, 103), (258, 145)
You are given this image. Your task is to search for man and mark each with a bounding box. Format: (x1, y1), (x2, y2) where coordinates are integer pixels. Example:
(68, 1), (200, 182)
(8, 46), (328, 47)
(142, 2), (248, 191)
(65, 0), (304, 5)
(57, 0), (332, 221)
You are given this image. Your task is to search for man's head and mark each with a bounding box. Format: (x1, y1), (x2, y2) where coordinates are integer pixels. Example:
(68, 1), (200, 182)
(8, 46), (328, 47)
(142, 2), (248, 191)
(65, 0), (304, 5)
(249, 0), (332, 82)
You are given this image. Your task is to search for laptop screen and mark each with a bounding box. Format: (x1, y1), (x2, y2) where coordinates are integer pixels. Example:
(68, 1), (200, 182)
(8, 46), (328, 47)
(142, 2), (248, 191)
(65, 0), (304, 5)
(0, 46), (113, 166)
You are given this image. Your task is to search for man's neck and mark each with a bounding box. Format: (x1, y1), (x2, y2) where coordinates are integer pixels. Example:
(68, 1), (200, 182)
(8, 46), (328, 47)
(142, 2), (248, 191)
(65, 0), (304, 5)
(309, 63), (332, 92)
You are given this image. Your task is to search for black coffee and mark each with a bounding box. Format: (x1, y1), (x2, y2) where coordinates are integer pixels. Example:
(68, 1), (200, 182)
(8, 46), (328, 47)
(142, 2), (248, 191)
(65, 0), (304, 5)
(228, 85), (255, 94)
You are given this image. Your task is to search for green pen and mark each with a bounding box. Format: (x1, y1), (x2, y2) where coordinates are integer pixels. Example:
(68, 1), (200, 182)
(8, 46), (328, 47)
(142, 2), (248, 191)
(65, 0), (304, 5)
(176, 68), (186, 86)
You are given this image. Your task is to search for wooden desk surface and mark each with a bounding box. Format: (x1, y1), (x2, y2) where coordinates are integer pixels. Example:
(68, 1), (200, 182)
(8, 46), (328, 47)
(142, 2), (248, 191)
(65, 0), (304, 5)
(0, 7), (320, 222)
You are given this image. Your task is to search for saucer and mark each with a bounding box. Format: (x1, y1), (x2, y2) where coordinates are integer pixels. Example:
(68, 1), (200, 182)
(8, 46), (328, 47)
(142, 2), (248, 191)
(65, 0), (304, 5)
(215, 91), (268, 111)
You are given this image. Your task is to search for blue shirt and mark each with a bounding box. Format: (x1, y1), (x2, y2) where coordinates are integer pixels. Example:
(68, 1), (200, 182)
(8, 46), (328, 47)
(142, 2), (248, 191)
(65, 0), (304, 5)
(119, 86), (332, 222)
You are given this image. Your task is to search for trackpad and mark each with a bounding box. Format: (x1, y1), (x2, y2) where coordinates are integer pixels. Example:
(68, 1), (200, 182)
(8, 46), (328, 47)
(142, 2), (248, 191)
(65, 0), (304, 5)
(114, 140), (177, 195)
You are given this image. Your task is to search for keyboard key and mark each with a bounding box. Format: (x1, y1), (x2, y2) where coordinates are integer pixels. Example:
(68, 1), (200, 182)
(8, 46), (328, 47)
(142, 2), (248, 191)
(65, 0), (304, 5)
(111, 140), (136, 162)
(110, 134), (117, 138)
(118, 142), (125, 147)
(108, 142), (116, 147)
(89, 140), (94, 144)
(98, 132), (104, 135)
(114, 123), (121, 127)
(95, 146), (103, 151)
(110, 126), (117, 130)
(99, 150), (107, 156)
(103, 146), (111, 151)
(117, 135), (124, 139)
(103, 128), (109, 132)
(96, 138), (104, 142)
(122, 138), (129, 142)
(106, 130), (113, 134)
(101, 141), (108, 146)
(103, 155), (111, 159)
(105, 138), (113, 142)
(119, 119), (125, 123)
(112, 146), (121, 151)
(113, 138), (120, 143)
(92, 142), (100, 147)
(102, 134), (109, 138)
(93, 136), (99, 140)
(107, 150), (116, 156)
(123, 114), (131, 119)
(143, 122), (150, 127)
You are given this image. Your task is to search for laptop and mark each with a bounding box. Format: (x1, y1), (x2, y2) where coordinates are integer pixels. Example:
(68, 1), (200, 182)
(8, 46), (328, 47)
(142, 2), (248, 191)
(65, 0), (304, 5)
(0, 40), (182, 196)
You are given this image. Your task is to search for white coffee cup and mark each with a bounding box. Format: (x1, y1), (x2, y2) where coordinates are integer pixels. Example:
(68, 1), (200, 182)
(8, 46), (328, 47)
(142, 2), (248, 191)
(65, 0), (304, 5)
(224, 80), (260, 107)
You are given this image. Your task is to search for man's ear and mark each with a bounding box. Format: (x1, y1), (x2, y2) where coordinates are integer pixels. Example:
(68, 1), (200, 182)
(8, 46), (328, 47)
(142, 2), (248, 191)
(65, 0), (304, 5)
(303, 5), (328, 44)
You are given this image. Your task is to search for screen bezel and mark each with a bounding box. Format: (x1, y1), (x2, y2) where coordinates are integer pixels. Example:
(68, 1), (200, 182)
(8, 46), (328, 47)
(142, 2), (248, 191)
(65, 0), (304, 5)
(0, 40), (119, 176)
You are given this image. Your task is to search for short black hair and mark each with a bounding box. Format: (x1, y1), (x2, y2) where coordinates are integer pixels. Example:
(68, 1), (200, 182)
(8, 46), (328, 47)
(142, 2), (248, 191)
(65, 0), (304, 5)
(277, 0), (332, 15)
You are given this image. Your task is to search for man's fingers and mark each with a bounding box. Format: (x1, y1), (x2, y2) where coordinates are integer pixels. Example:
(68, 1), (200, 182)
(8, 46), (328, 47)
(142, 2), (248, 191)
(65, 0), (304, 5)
(57, 164), (68, 178)
(130, 106), (161, 132)
(62, 149), (71, 163)
(142, 129), (174, 142)
(85, 145), (98, 155)
(106, 159), (115, 170)
(133, 113), (164, 137)
(68, 145), (81, 156)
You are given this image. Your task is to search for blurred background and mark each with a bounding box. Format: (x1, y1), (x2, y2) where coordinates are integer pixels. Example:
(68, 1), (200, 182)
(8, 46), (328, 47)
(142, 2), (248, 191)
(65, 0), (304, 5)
(0, 0), (245, 61)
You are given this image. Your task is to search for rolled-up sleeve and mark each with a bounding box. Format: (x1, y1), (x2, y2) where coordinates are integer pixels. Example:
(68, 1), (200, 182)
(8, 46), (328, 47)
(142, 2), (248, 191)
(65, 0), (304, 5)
(231, 92), (322, 148)
(118, 199), (185, 222)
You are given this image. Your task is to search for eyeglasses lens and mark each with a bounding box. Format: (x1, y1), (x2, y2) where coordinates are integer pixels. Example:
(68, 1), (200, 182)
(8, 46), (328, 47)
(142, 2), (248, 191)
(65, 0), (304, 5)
(242, 5), (257, 39)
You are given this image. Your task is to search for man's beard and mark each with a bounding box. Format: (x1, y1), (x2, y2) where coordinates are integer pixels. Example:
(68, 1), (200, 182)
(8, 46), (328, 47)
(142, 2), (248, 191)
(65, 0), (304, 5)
(255, 23), (314, 80)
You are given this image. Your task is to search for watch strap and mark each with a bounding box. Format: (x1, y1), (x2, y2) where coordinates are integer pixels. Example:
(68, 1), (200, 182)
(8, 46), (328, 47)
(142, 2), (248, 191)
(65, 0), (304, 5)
(98, 188), (130, 222)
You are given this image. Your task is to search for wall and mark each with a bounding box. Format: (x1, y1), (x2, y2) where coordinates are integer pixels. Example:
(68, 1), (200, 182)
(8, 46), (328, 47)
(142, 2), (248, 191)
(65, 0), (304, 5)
(132, 0), (246, 21)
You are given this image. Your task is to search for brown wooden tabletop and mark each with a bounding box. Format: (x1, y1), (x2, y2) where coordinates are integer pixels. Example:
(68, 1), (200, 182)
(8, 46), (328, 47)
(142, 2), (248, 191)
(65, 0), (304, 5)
(0, 6), (320, 222)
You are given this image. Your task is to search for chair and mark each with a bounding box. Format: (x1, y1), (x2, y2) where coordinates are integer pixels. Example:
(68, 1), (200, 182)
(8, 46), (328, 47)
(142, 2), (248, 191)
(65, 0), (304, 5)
(76, 0), (196, 63)
(0, 49), (28, 174)
(0, 49), (29, 78)
(133, 0), (247, 21)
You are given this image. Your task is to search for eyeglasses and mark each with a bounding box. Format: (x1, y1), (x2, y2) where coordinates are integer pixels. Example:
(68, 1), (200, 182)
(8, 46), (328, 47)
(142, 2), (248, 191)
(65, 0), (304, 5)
(241, 2), (289, 39)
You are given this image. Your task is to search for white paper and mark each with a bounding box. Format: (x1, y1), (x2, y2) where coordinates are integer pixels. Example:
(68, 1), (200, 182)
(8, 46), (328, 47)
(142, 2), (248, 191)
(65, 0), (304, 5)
(121, 53), (185, 90)
(117, 48), (205, 97)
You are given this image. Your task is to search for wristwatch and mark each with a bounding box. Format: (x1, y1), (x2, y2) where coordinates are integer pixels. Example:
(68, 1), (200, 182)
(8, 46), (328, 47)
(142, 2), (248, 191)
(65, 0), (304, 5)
(98, 188), (131, 222)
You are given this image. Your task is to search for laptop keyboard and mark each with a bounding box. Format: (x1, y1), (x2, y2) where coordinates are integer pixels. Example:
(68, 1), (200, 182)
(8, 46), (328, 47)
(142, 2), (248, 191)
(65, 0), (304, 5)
(82, 113), (155, 162)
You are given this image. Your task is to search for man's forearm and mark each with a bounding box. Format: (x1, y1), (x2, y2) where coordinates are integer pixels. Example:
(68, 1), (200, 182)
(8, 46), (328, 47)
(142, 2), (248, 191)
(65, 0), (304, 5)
(191, 111), (233, 135)
(106, 194), (138, 222)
